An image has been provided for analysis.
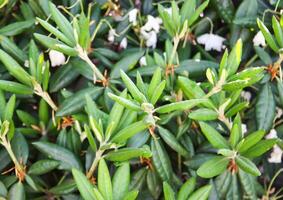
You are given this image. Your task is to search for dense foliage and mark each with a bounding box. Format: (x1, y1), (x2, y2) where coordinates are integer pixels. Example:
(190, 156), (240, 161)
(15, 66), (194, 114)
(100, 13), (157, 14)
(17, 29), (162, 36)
(0, 0), (283, 199)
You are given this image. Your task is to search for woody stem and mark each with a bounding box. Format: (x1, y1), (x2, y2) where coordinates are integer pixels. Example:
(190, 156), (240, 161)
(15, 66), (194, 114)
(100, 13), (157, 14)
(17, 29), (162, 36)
(1, 137), (25, 179)
(78, 47), (106, 82)
(86, 149), (104, 179)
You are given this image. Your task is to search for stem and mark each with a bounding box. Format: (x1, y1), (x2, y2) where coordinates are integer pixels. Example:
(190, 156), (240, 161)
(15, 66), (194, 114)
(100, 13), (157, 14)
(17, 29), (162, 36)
(86, 149), (104, 179)
(243, 55), (258, 69)
(1, 138), (25, 181)
(78, 47), (106, 83)
(33, 81), (58, 111)
(168, 36), (180, 66)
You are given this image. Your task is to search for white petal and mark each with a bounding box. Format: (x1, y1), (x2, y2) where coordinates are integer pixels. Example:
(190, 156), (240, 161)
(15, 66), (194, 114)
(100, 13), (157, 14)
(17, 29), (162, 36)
(108, 29), (116, 43)
(275, 107), (283, 119)
(120, 37), (128, 49)
(268, 145), (283, 163)
(139, 56), (147, 66)
(241, 124), (247, 135)
(49, 50), (65, 67)
(241, 91), (252, 102)
(129, 9), (138, 25)
(265, 129), (278, 139)
(197, 33), (225, 52)
(145, 31), (157, 48)
(253, 31), (266, 47)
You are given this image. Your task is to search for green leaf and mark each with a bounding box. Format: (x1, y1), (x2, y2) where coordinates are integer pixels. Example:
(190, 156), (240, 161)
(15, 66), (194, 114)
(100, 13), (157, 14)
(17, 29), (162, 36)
(229, 114), (242, 148)
(108, 92), (141, 111)
(163, 182), (176, 200)
(111, 51), (144, 78)
(237, 130), (265, 153)
(273, 16), (283, 48)
(188, 0), (209, 26)
(188, 185), (212, 200)
(150, 80), (166, 105)
(242, 139), (277, 158)
(84, 125), (97, 152)
(123, 190), (139, 200)
(177, 177), (196, 200)
(105, 147), (151, 162)
(16, 110), (38, 126)
(111, 120), (150, 144)
(180, 0), (196, 24)
(227, 39), (242, 76)
(120, 70), (147, 103)
(33, 141), (82, 170)
(8, 182), (25, 200)
(238, 169), (257, 199)
(72, 168), (97, 200)
(158, 126), (188, 156)
(98, 159), (112, 200)
(197, 156), (229, 178)
(199, 122), (230, 149)
(106, 90), (126, 139)
(11, 132), (29, 164)
(48, 2), (76, 45)
(49, 60), (80, 93)
(148, 67), (162, 100)
(0, 20), (34, 36)
(112, 162), (130, 200)
(0, 50), (31, 86)
(155, 99), (209, 114)
(0, 80), (33, 95)
(256, 83), (275, 131)
(3, 94), (16, 121)
(36, 17), (74, 46)
(28, 159), (59, 175)
(235, 156), (261, 176)
(151, 138), (173, 182)
(257, 18), (279, 52)
(189, 108), (218, 121)
(56, 86), (103, 116)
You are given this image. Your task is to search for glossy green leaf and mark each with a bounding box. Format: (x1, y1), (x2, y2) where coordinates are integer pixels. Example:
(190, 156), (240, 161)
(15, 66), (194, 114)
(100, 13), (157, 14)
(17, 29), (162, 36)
(256, 83), (275, 131)
(112, 162), (130, 200)
(28, 159), (59, 175)
(155, 99), (209, 114)
(188, 185), (212, 200)
(197, 156), (229, 178)
(199, 122), (230, 149)
(33, 141), (82, 170)
(105, 147), (151, 162)
(163, 182), (176, 200)
(72, 168), (97, 200)
(235, 156), (261, 176)
(98, 159), (112, 200)
(56, 86), (103, 116)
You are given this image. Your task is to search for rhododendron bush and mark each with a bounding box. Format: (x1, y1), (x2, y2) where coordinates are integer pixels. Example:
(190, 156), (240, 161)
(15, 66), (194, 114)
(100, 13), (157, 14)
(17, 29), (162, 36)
(0, 0), (283, 199)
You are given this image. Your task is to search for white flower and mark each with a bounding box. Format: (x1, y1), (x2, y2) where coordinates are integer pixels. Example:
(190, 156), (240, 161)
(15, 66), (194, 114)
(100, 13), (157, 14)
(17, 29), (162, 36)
(241, 91), (252, 102)
(196, 33), (226, 52)
(266, 129), (278, 139)
(275, 107), (283, 120)
(128, 8), (138, 25)
(139, 56), (147, 66)
(108, 29), (116, 43)
(142, 15), (162, 33)
(268, 145), (283, 163)
(253, 31), (266, 47)
(140, 29), (158, 48)
(140, 15), (162, 49)
(120, 37), (128, 49)
(241, 124), (247, 135)
(49, 50), (65, 67)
